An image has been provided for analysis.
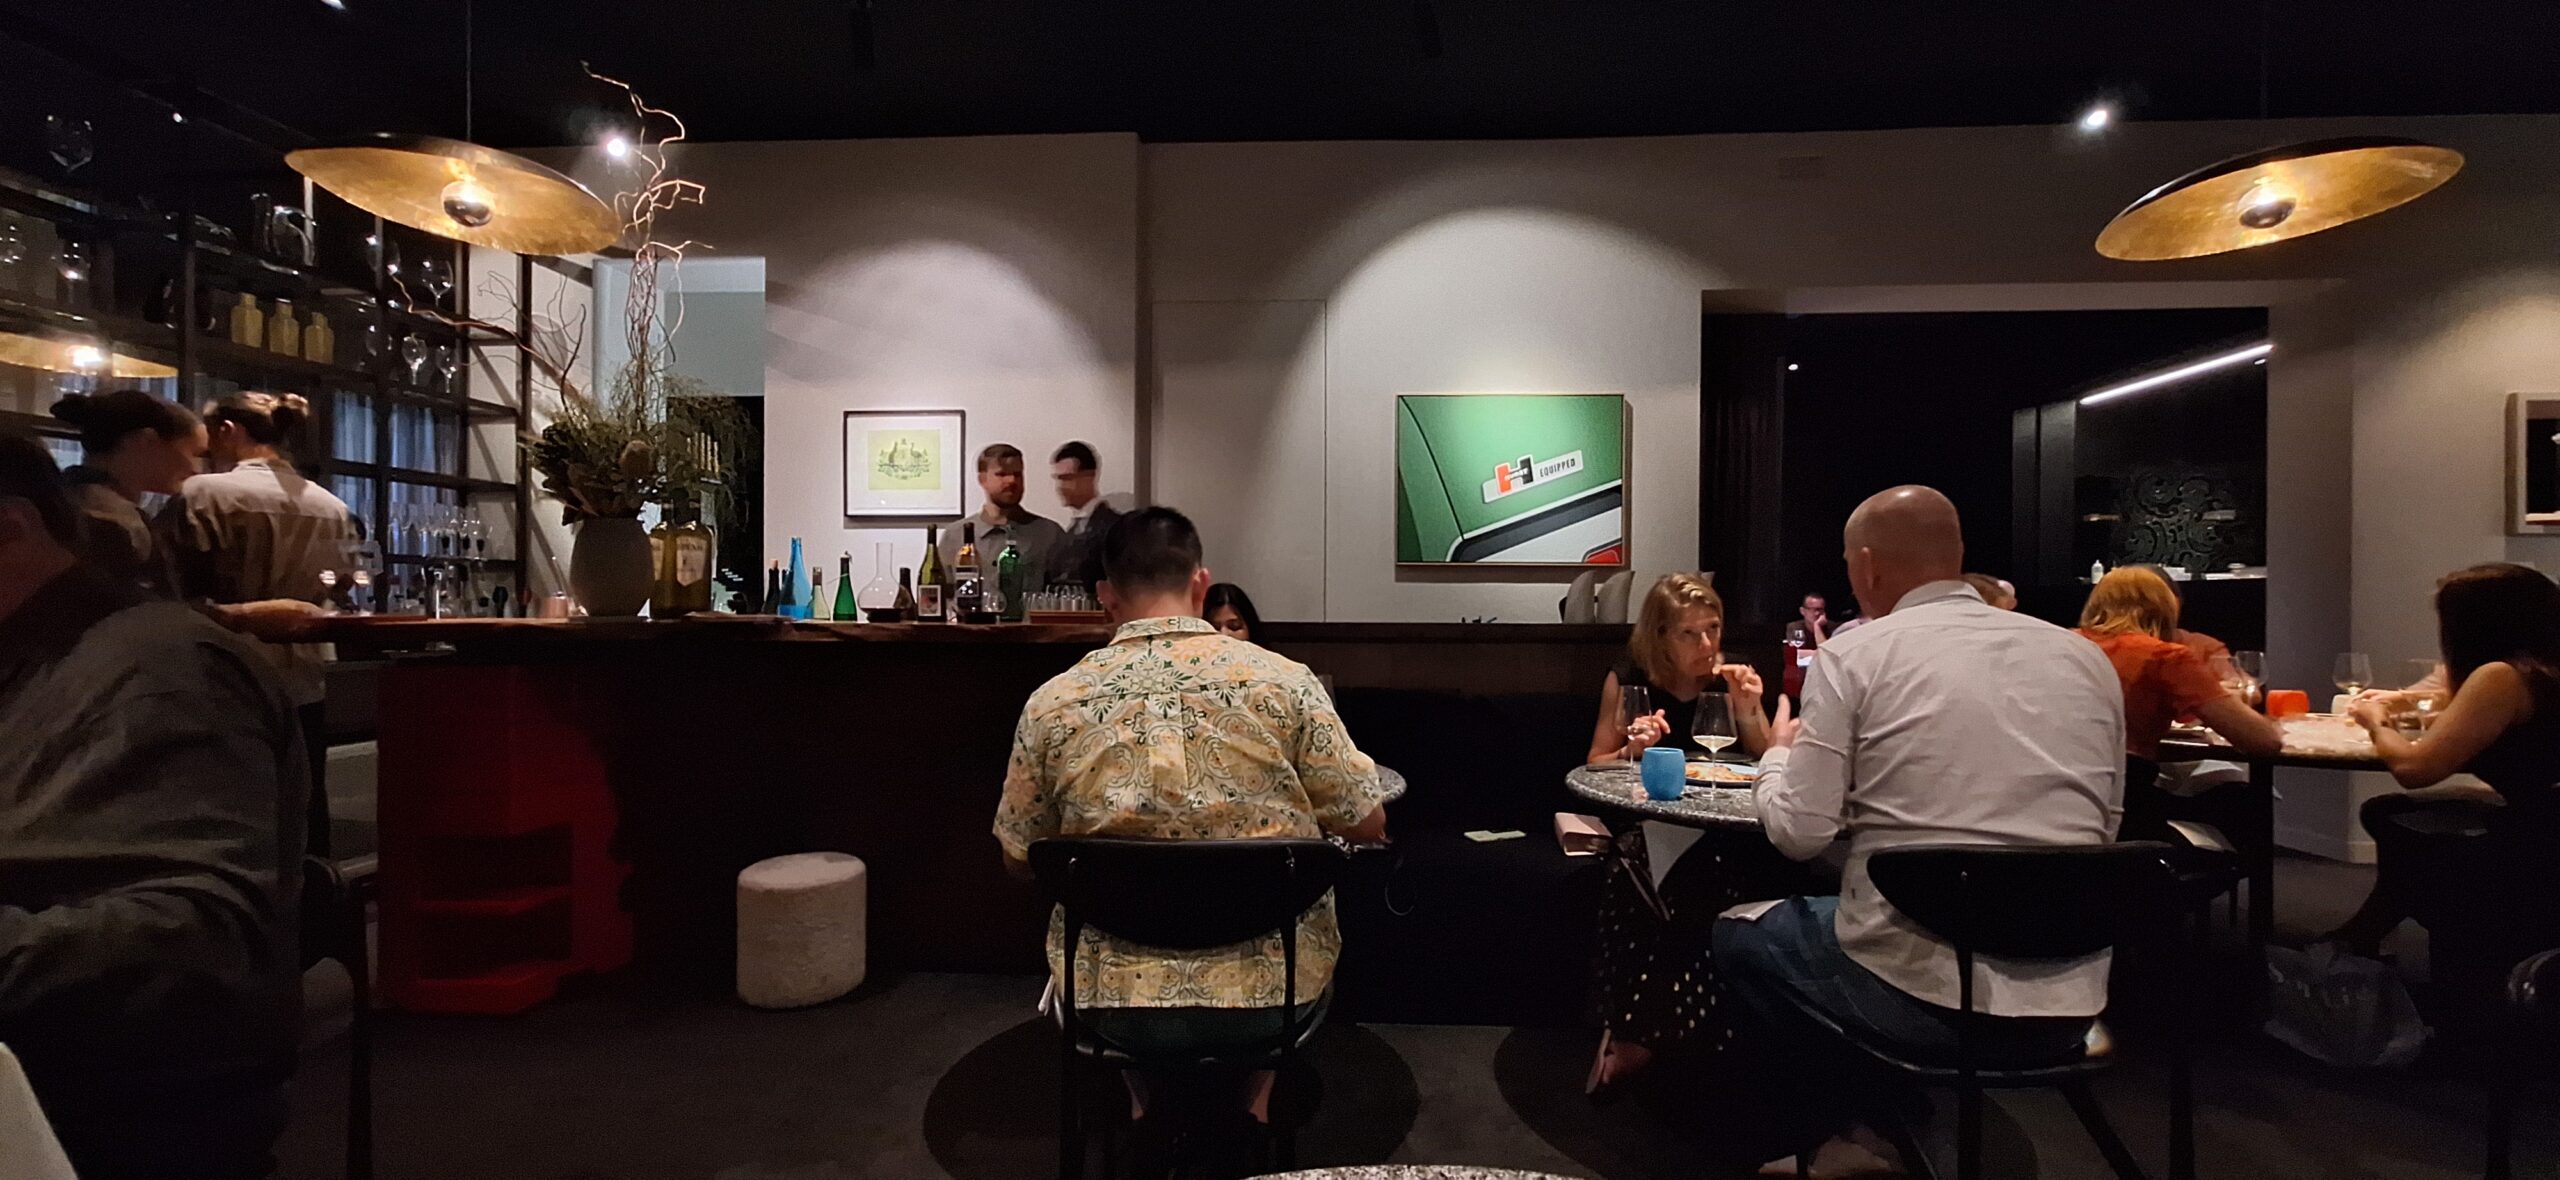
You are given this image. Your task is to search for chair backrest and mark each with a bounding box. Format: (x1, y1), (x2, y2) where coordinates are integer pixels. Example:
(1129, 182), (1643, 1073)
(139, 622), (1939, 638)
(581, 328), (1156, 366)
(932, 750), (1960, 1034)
(300, 855), (351, 972)
(2513, 947), (2560, 1046)
(1867, 841), (2179, 961)
(1028, 837), (1346, 951)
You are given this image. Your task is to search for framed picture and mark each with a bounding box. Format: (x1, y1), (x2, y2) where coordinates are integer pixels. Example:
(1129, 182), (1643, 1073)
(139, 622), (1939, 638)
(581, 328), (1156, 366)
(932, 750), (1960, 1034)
(843, 410), (966, 519)
(1394, 393), (1628, 566)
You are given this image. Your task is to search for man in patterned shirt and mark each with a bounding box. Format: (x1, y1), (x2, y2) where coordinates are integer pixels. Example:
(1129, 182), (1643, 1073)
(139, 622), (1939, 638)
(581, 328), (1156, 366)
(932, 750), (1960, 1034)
(995, 506), (1387, 1126)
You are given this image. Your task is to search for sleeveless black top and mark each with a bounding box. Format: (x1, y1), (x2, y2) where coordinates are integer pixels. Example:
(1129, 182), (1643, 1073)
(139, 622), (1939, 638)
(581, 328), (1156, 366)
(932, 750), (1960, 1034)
(1613, 658), (1729, 756)
(2469, 664), (2560, 837)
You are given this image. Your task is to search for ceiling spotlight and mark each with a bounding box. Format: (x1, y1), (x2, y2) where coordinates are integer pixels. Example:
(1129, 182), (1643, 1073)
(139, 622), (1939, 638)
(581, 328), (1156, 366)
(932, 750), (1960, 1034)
(2076, 103), (2115, 134)
(318, 0), (346, 9)
(1786, 363), (1801, 372)
(170, 111), (185, 124)
(604, 134), (631, 160)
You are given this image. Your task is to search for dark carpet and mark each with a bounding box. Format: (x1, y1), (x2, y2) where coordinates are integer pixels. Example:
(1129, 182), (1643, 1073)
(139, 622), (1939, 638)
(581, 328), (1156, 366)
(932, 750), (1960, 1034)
(271, 858), (2558, 1179)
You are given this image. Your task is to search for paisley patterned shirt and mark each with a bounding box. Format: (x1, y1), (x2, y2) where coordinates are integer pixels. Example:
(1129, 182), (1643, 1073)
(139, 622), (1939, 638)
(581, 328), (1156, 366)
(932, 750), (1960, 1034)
(995, 615), (1385, 1008)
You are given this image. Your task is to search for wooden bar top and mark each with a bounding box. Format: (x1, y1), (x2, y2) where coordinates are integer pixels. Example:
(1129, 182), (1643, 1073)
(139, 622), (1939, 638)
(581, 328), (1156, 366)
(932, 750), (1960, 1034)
(308, 614), (1633, 652)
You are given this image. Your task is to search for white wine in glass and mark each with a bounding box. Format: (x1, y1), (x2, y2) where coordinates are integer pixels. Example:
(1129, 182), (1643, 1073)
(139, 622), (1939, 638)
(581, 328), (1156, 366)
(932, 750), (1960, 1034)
(1693, 693), (1738, 758)
(2333, 652), (2374, 699)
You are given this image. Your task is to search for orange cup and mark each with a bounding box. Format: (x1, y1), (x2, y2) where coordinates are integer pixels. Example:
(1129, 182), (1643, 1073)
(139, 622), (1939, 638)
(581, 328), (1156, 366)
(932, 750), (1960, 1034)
(2264, 690), (2311, 719)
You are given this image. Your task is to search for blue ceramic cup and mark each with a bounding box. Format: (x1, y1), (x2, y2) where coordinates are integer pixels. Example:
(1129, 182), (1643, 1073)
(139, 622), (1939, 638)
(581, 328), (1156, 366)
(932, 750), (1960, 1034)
(1640, 746), (1686, 801)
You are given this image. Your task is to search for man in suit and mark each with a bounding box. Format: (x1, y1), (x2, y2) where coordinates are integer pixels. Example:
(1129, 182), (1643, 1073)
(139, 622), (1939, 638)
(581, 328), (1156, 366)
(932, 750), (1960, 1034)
(1051, 440), (1121, 592)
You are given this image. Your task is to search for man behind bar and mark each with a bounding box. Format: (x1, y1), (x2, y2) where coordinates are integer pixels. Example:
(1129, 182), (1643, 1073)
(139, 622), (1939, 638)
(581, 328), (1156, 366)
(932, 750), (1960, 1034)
(938, 442), (1067, 593)
(0, 432), (306, 1180)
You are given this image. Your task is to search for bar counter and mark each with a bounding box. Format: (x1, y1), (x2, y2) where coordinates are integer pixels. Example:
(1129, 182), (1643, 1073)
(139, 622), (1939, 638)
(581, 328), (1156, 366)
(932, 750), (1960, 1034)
(314, 615), (1635, 1012)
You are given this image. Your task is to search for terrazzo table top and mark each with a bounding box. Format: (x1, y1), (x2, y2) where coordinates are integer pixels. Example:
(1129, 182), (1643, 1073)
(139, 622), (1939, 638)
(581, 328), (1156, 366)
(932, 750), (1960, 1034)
(1259, 1168), (1582, 1180)
(1565, 762), (1760, 829)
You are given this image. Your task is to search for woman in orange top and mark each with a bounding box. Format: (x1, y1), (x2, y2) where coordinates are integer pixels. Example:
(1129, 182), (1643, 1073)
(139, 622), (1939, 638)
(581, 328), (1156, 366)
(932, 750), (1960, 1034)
(2078, 567), (2282, 760)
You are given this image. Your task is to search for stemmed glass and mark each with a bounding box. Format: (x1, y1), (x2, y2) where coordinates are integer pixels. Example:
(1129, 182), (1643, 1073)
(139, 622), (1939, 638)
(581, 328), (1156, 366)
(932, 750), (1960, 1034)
(1616, 684), (1653, 762)
(55, 239), (90, 306)
(416, 258), (454, 307)
(2214, 650), (2266, 709)
(345, 540), (381, 615)
(0, 216), (24, 267)
(2404, 658), (2444, 728)
(428, 343), (453, 394)
(398, 333), (428, 386)
(438, 341), (466, 395)
(44, 115), (93, 174)
(1692, 693), (1738, 760)
(2333, 652), (2374, 700)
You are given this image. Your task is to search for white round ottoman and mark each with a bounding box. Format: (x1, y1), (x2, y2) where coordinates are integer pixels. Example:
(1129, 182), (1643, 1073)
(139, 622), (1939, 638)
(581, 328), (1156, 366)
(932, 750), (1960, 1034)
(736, 852), (868, 1009)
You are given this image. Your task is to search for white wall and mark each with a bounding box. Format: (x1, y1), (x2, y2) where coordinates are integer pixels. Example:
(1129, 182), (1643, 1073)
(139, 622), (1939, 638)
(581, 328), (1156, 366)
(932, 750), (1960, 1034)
(550, 134), (1141, 577)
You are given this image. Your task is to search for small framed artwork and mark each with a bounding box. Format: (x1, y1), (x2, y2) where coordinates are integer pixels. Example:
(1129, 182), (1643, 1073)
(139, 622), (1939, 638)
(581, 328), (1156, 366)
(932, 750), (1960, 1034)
(843, 410), (966, 519)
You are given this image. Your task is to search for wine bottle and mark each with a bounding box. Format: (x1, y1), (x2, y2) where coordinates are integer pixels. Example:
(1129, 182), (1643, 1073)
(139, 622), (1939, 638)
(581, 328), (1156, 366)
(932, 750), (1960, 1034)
(807, 564), (829, 622)
(996, 540), (1025, 623)
(672, 504), (713, 615)
(783, 537), (808, 620)
(833, 552), (857, 620)
(763, 561), (783, 616)
(917, 526), (947, 622)
(648, 514), (677, 618)
(894, 567), (918, 619)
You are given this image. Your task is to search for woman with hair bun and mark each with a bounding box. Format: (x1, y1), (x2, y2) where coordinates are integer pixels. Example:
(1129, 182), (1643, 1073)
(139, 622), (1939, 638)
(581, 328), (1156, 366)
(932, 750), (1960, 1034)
(48, 387), (205, 591)
(165, 391), (358, 851)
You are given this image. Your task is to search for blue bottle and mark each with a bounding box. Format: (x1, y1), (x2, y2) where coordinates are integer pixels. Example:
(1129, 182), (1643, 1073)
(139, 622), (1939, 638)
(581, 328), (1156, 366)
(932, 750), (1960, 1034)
(782, 537), (808, 619)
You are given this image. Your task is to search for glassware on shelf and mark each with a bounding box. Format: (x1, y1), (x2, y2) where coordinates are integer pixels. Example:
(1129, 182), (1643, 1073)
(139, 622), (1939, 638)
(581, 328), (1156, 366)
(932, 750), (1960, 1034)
(0, 216), (24, 267)
(346, 540), (381, 615)
(55, 239), (91, 306)
(44, 115), (93, 174)
(438, 341), (466, 393)
(398, 333), (428, 385)
(416, 257), (454, 306)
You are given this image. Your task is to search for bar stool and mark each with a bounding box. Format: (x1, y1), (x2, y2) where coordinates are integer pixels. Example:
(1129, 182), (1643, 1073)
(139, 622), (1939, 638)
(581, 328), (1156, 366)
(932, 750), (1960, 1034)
(2487, 945), (2560, 1179)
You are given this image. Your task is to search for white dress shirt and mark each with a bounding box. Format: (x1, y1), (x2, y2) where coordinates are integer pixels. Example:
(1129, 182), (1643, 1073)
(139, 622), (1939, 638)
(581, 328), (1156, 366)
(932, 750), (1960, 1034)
(1753, 579), (2126, 1017)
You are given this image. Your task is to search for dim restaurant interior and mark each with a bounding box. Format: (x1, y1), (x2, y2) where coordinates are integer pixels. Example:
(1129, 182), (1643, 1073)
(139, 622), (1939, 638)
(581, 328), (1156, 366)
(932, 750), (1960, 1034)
(2, 2), (2559, 1178)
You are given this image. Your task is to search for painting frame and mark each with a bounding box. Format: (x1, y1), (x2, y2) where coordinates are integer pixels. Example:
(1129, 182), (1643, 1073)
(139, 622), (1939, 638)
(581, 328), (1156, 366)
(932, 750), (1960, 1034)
(842, 409), (967, 519)
(1394, 392), (1631, 568)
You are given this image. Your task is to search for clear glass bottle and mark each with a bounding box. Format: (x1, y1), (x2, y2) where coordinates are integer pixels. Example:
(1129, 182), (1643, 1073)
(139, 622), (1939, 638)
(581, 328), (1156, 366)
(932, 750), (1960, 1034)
(266, 298), (300, 355)
(228, 292), (263, 348)
(859, 541), (900, 621)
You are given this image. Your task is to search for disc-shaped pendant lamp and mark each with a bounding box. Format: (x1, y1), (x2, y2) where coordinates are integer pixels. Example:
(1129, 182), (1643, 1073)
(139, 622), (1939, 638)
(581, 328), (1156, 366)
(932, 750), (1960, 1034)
(2096, 136), (2463, 261)
(287, 134), (619, 257)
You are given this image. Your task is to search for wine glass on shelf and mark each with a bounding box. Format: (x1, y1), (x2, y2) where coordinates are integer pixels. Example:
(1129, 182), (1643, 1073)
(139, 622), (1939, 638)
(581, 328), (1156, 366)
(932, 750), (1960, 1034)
(347, 540), (380, 615)
(398, 333), (428, 386)
(1692, 693), (1738, 761)
(416, 258), (454, 307)
(2333, 652), (2374, 702)
(439, 341), (466, 395)
(55, 239), (90, 306)
(428, 343), (453, 394)
(0, 216), (24, 267)
(1616, 684), (1652, 762)
(45, 115), (93, 174)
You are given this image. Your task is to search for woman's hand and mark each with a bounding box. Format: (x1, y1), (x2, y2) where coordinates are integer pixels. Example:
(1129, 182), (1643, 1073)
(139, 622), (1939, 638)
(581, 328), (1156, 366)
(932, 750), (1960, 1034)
(2348, 696), (2394, 734)
(1718, 662), (1765, 716)
(1625, 709), (1671, 752)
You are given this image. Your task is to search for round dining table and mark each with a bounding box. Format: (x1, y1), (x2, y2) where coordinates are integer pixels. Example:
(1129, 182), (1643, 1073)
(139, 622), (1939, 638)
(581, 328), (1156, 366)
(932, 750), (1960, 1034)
(1259, 1168), (1579, 1180)
(1565, 761), (1759, 829)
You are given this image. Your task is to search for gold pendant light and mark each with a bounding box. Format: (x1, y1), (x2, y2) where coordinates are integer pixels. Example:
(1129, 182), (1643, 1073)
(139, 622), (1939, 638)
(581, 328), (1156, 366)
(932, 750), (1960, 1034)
(287, 134), (619, 256)
(2096, 136), (2463, 261)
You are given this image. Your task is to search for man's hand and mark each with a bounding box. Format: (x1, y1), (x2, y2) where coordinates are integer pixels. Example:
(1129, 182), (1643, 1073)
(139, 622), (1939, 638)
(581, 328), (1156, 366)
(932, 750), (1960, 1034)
(210, 599), (329, 642)
(1768, 695), (1801, 750)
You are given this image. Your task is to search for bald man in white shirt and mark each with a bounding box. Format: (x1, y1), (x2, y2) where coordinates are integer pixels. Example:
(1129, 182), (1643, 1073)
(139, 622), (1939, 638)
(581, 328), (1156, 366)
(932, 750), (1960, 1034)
(1714, 486), (2126, 1178)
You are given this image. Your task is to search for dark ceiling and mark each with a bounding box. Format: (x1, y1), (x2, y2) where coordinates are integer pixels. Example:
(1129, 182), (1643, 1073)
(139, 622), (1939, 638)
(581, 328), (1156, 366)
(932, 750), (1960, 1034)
(5, 1), (2557, 150)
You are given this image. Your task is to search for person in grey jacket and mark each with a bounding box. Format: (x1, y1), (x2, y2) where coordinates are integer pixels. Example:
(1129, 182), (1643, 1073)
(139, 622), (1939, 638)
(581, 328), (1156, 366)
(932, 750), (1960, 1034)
(0, 432), (306, 1180)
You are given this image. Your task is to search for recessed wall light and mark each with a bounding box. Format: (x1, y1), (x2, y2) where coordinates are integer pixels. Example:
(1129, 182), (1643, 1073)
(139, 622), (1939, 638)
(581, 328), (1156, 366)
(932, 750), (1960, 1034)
(604, 134), (631, 160)
(2076, 103), (2115, 135)
(2078, 342), (2272, 406)
(1786, 363), (1800, 372)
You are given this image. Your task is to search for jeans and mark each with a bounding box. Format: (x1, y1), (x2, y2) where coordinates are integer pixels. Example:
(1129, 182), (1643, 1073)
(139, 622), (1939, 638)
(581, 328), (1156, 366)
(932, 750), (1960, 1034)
(1713, 896), (2091, 1151)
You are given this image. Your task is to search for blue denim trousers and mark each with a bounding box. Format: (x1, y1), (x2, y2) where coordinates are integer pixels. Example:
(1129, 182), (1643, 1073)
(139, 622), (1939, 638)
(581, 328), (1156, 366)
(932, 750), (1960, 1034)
(1712, 895), (2090, 1150)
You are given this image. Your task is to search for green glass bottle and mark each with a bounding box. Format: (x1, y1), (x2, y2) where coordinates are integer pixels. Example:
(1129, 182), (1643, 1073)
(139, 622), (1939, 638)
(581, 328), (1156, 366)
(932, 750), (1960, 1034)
(833, 552), (857, 621)
(995, 540), (1025, 623)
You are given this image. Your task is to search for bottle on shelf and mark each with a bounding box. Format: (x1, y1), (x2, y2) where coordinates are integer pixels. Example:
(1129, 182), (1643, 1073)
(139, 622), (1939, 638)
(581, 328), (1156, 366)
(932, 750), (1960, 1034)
(304, 312), (334, 365)
(672, 504), (714, 616)
(916, 526), (947, 623)
(995, 540), (1025, 623)
(228, 292), (263, 348)
(952, 522), (986, 624)
(859, 542), (903, 622)
(266, 299), (300, 356)
(782, 537), (807, 620)
(648, 513), (676, 618)
(832, 552), (857, 621)
(894, 567), (917, 620)
(762, 560), (783, 616)
(807, 565), (829, 621)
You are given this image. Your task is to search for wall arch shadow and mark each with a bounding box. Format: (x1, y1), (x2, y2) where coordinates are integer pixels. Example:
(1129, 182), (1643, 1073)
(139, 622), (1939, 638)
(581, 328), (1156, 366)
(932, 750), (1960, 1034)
(923, 1017), (1421, 1179)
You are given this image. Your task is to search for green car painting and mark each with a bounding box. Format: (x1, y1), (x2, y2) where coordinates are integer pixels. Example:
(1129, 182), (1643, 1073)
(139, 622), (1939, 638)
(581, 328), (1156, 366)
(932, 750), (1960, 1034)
(1394, 393), (1628, 565)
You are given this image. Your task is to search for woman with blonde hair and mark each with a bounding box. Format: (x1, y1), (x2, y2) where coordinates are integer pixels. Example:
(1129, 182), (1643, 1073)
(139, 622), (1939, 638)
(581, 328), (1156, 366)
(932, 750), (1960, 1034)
(1584, 572), (1781, 1091)
(2076, 567), (2280, 852)
(1586, 572), (1770, 763)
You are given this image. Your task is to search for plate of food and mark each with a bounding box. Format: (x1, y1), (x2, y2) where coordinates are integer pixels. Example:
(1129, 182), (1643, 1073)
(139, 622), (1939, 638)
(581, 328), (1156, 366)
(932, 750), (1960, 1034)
(1686, 760), (1757, 785)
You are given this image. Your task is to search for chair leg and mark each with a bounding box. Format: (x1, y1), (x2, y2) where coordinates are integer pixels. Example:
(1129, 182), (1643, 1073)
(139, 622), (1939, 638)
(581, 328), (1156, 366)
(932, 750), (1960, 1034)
(1956, 1082), (1982, 1180)
(1057, 1047), (1082, 1180)
(2486, 1076), (2512, 1180)
(344, 904), (374, 1180)
(2063, 1079), (2150, 1180)
(1271, 1061), (1297, 1172)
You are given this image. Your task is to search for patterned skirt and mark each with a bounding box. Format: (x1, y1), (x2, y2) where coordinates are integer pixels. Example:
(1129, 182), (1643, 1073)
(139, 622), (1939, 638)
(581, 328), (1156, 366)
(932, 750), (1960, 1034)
(1593, 821), (1825, 1055)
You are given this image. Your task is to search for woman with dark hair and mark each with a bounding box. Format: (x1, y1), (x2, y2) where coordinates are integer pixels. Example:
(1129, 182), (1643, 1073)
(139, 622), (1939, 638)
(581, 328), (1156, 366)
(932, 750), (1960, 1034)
(48, 388), (205, 590)
(2332, 564), (2560, 989)
(165, 391), (358, 853)
(1203, 582), (1262, 642)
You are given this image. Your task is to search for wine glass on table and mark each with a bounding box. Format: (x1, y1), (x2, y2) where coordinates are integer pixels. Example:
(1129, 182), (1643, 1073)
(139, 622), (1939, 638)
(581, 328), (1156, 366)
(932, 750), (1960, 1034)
(2403, 657), (2444, 729)
(1692, 693), (1738, 761)
(2333, 652), (2374, 704)
(1616, 684), (1653, 763)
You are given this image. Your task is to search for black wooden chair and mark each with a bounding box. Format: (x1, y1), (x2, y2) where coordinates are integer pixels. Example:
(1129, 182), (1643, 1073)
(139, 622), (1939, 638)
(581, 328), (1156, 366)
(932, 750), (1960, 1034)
(1778, 841), (2193, 1180)
(301, 856), (374, 1180)
(2487, 945), (2560, 1180)
(1028, 837), (1347, 1180)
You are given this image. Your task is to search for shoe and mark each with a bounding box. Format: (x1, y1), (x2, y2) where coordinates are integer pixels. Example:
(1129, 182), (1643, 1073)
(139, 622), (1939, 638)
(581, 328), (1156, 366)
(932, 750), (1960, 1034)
(1756, 1135), (1905, 1179)
(1585, 1029), (1654, 1096)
